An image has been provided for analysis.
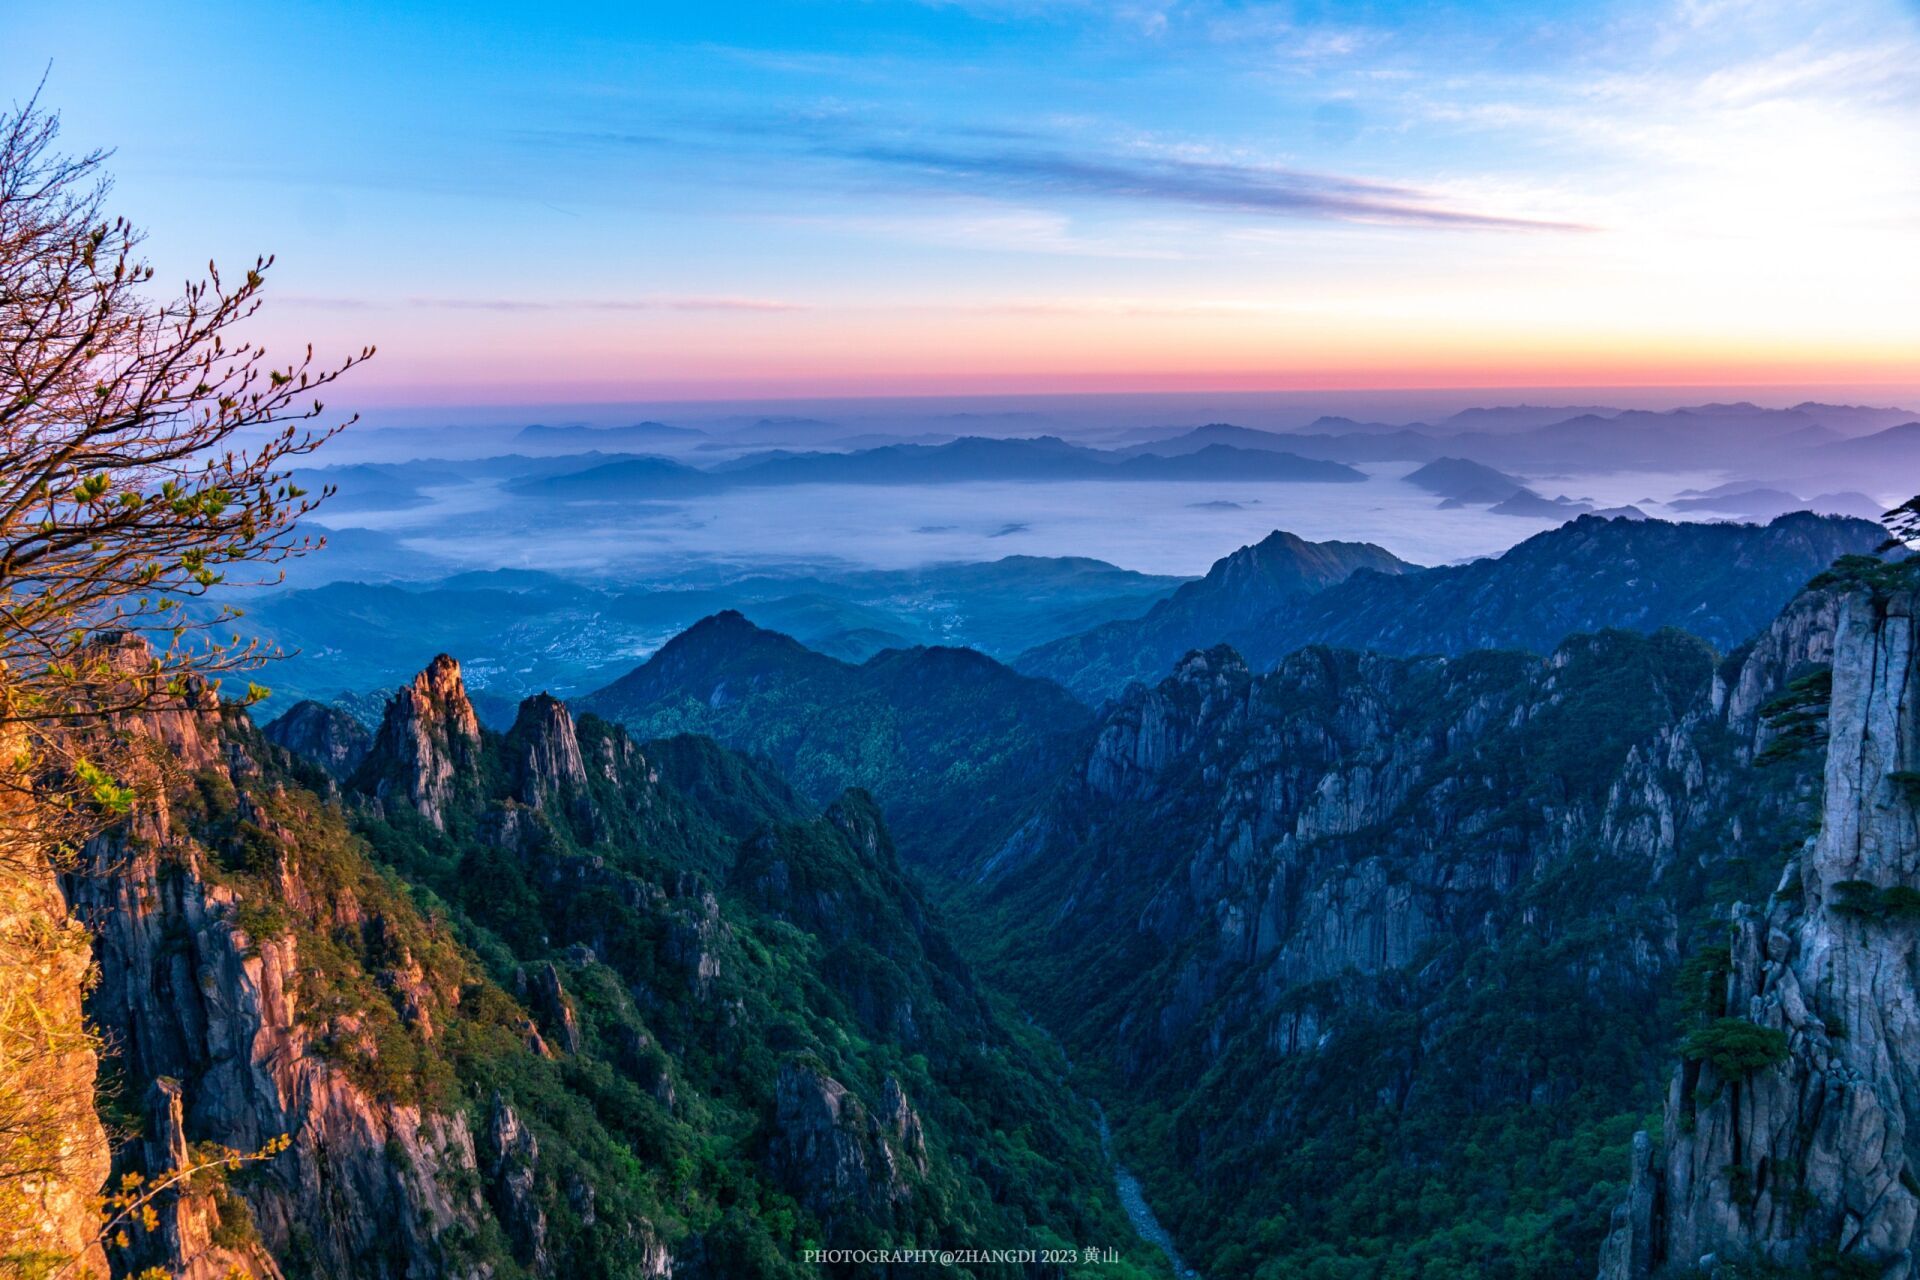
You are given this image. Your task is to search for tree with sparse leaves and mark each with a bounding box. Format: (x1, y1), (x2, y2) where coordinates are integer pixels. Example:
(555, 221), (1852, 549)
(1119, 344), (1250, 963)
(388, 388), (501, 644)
(0, 88), (361, 1277)
(0, 88), (369, 745)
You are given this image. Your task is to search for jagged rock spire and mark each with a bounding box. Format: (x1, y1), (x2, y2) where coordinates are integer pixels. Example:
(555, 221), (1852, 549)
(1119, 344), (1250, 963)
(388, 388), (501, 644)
(362, 654), (481, 829)
(507, 693), (588, 807)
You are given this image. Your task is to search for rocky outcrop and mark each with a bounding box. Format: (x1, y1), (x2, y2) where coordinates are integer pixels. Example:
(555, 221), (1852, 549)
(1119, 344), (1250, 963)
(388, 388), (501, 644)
(1599, 582), (1920, 1277)
(0, 717), (111, 1278)
(484, 1093), (551, 1273)
(507, 693), (588, 807)
(262, 699), (372, 780)
(355, 654), (481, 829)
(130, 1077), (285, 1280)
(66, 695), (495, 1280)
(521, 962), (582, 1055)
(767, 1063), (922, 1224)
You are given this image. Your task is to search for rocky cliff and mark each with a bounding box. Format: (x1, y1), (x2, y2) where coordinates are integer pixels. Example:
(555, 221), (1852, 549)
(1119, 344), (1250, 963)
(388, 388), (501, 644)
(970, 582), (1846, 1276)
(66, 685), (500, 1279)
(62, 655), (1155, 1278)
(353, 654), (481, 829)
(1600, 565), (1920, 1277)
(0, 717), (111, 1278)
(262, 700), (372, 781)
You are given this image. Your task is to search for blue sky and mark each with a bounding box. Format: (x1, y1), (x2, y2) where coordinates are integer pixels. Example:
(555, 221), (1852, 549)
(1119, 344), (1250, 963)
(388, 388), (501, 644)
(6, 0), (1917, 400)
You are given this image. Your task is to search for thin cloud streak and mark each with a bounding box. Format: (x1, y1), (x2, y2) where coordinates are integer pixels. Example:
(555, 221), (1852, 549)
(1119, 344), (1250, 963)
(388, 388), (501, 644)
(825, 141), (1592, 230)
(550, 118), (1594, 233)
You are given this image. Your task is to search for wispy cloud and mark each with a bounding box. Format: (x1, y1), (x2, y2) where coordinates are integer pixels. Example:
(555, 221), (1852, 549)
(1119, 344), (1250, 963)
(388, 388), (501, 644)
(818, 139), (1589, 230)
(551, 116), (1591, 232)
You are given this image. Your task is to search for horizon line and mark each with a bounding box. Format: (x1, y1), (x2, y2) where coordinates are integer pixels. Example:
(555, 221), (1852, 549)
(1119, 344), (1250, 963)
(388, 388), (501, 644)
(344, 379), (1920, 415)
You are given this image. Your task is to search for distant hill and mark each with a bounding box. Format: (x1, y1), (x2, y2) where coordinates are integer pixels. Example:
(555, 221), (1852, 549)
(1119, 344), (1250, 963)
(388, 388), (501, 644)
(506, 453), (726, 499)
(1486, 489), (1594, 518)
(1406, 456), (1529, 503)
(235, 555), (1187, 717)
(1814, 420), (1920, 468)
(509, 434), (1365, 494)
(1667, 487), (1885, 520)
(1123, 422), (1441, 464)
(1015, 531), (1419, 701)
(1789, 402), (1920, 435)
(1435, 404), (1618, 433)
(580, 612), (1095, 869)
(288, 461), (466, 512)
(1113, 443), (1364, 482)
(1444, 404), (1836, 472)
(514, 420), (705, 448)
(724, 435), (1365, 486)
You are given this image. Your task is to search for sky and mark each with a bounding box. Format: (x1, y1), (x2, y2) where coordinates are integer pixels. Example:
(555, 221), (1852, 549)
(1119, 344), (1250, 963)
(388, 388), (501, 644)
(6, 0), (1919, 404)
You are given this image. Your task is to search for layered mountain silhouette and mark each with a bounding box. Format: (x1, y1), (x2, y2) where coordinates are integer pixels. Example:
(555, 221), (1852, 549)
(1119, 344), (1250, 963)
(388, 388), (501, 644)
(514, 435), (1364, 500)
(1021, 511), (1887, 701)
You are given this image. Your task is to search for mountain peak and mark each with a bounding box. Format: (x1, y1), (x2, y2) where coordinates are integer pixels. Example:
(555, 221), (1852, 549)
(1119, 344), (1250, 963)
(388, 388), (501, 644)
(357, 653), (483, 828)
(1211, 529), (1415, 593)
(413, 653), (479, 726)
(507, 692), (589, 804)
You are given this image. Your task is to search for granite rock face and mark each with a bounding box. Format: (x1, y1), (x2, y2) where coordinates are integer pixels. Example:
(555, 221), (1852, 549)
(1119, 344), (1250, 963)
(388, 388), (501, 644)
(767, 1062), (923, 1223)
(1600, 583), (1920, 1278)
(262, 699), (372, 780)
(66, 698), (494, 1280)
(0, 717), (111, 1278)
(507, 693), (589, 807)
(355, 654), (482, 829)
(985, 580), (1849, 1273)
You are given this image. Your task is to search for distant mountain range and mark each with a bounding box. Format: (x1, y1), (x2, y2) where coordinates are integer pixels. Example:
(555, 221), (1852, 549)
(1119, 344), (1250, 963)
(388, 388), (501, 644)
(1019, 511), (1888, 701)
(1109, 401), (1920, 476)
(1237, 509), (1885, 670)
(292, 401), (1920, 532)
(514, 434), (1365, 500)
(514, 420), (707, 448)
(1668, 484), (1883, 520)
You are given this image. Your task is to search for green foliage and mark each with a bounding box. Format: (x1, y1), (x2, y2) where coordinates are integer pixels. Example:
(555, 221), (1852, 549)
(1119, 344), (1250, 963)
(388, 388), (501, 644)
(1758, 667), (1833, 765)
(208, 1184), (261, 1250)
(1676, 944), (1732, 1021)
(208, 705), (1158, 1276)
(73, 756), (135, 814)
(1680, 1019), (1789, 1077)
(951, 619), (1831, 1280)
(1826, 878), (1920, 923)
(1805, 552), (1920, 596)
